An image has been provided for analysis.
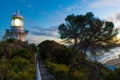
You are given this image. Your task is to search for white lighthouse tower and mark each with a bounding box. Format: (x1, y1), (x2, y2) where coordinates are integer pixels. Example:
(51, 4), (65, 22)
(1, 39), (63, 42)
(6, 11), (28, 41)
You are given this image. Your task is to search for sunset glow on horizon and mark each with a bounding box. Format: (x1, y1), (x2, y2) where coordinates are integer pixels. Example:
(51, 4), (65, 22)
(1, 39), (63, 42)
(0, 0), (120, 43)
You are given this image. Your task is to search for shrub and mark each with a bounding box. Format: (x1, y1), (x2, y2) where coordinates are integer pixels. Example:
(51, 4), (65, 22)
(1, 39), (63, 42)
(15, 49), (33, 61)
(11, 57), (30, 72)
(45, 62), (71, 80)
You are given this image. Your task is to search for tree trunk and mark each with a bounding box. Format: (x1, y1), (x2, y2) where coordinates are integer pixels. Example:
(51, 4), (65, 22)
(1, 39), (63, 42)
(70, 38), (78, 79)
(74, 37), (77, 46)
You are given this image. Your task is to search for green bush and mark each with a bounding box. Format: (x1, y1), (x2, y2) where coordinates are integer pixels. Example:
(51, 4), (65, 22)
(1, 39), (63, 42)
(38, 40), (72, 64)
(0, 40), (36, 80)
(73, 70), (88, 80)
(9, 57), (35, 80)
(0, 57), (10, 80)
(15, 49), (33, 61)
(11, 57), (30, 72)
(45, 61), (71, 80)
(9, 68), (36, 80)
(104, 68), (120, 80)
(7, 38), (15, 43)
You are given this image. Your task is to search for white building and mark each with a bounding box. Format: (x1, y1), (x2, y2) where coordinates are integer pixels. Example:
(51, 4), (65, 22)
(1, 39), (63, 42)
(5, 11), (28, 41)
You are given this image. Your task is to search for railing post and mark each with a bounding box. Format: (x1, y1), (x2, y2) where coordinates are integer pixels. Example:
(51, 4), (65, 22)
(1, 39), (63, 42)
(36, 62), (42, 80)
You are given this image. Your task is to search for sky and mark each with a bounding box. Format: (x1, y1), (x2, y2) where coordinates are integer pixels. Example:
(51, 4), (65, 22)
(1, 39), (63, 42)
(0, 0), (120, 44)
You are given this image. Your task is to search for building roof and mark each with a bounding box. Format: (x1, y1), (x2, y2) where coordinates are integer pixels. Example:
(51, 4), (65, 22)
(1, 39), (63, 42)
(12, 11), (23, 19)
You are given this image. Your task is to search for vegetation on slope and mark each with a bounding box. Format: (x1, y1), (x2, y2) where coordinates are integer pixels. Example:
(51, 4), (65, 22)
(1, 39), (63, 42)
(105, 67), (120, 80)
(0, 39), (36, 80)
(38, 40), (113, 80)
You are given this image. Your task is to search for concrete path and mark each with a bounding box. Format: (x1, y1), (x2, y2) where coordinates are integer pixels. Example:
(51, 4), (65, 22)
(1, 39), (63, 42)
(38, 58), (55, 80)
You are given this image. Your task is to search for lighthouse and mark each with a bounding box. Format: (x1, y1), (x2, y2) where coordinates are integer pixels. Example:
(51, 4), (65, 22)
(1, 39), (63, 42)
(5, 11), (28, 41)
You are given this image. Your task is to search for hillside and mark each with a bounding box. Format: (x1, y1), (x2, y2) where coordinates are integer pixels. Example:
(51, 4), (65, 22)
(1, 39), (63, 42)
(0, 39), (36, 80)
(38, 40), (112, 80)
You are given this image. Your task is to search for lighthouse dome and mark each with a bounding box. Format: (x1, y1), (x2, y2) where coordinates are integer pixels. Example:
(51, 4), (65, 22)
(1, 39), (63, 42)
(12, 11), (23, 19)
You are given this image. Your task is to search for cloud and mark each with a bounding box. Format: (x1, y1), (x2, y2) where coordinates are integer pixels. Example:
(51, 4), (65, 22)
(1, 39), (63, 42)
(89, 0), (120, 8)
(66, 4), (78, 12)
(116, 13), (120, 21)
(27, 5), (32, 8)
(115, 13), (120, 29)
(26, 35), (62, 45)
(106, 12), (120, 28)
(107, 16), (114, 22)
(26, 4), (34, 10)
(27, 26), (62, 44)
(30, 26), (59, 38)
(40, 11), (47, 15)
(107, 13), (120, 21)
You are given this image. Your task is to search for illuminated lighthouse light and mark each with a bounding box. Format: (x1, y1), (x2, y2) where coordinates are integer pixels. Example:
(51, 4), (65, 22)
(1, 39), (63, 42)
(14, 18), (21, 26)
(12, 18), (23, 26)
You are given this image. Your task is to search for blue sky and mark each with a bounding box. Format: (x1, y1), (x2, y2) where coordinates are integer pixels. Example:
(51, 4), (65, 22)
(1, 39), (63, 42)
(0, 0), (120, 44)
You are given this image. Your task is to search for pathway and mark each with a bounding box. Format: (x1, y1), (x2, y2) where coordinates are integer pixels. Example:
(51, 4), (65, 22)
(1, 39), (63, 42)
(36, 62), (42, 80)
(38, 58), (55, 80)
